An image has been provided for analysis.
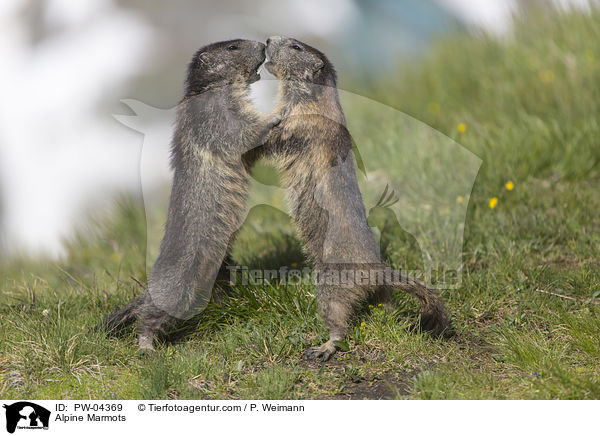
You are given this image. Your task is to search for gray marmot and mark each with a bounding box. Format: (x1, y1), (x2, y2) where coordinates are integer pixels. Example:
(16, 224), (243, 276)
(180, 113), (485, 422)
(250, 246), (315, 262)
(257, 36), (450, 361)
(99, 39), (278, 352)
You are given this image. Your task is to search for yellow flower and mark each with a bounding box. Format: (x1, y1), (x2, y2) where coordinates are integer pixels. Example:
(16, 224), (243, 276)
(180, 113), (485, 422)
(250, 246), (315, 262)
(378, 304), (383, 307)
(428, 102), (441, 115)
(505, 181), (514, 191)
(368, 304), (374, 309)
(457, 195), (464, 204)
(111, 252), (121, 263)
(585, 49), (594, 65)
(360, 321), (366, 327)
(489, 197), (498, 209)
(538, 70), (555, 83)
(291, 263), (298, 268)
(457, 123), (467, 133)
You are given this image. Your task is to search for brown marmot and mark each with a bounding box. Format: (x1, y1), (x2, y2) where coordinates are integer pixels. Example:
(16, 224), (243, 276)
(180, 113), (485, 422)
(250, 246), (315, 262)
(256, 36), (450, 360)
(99, 39), (278, 352)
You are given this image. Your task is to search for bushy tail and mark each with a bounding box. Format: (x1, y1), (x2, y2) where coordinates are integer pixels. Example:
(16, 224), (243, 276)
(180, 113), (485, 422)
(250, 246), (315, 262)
(395, 276), (451, 337)
(95, 294), (145, 334)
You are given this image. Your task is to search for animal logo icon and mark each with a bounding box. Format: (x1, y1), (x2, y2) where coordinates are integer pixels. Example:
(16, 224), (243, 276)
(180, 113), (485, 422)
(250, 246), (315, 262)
(3, 402), (50, 433)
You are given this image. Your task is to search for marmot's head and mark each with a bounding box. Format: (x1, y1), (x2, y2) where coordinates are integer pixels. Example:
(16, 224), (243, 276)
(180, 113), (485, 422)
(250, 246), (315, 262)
(265, 36), (336, 87)
(185, 39), (265, 95)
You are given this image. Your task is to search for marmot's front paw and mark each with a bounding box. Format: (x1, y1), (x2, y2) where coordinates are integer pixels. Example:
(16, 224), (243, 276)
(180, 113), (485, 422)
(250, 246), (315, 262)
(303, 341), (338, 362)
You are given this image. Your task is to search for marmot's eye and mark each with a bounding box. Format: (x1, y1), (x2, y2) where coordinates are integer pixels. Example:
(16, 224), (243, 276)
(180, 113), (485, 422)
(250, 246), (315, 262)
(290, 44), (303, 51)
(227, 45), (239, 51)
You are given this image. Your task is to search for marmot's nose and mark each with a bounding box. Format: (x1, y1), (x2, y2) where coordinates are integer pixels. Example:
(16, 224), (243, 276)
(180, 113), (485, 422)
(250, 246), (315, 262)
(266, 36), (283, 46)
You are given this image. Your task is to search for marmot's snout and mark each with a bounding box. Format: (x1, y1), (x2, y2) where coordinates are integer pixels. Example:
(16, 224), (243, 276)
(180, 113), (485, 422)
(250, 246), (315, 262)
(240, 40), (266, 82)
(266, 35), (283, 46)
(265, 36), (284, 59)
(251, 40), (266, 57)
(265, 36), (286, 77)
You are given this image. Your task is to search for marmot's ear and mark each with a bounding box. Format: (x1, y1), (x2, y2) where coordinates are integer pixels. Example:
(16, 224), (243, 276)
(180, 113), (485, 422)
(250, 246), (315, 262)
(303, 60), (324, 81)
(197, 52), (211, 66)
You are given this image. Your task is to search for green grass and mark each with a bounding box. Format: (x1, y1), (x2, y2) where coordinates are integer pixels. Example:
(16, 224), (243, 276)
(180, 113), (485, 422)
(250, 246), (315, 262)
(1, 7), (600, 399)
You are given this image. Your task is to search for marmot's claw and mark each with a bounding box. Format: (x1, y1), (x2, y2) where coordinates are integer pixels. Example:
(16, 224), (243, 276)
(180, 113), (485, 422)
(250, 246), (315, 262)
(303, 346), (326, 361)
(136, 346), (155, 359)
(320, 349), (335, 362)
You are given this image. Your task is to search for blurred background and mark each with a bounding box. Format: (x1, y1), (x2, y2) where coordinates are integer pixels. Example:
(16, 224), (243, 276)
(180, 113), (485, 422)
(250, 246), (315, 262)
(0, 0), (593, 260)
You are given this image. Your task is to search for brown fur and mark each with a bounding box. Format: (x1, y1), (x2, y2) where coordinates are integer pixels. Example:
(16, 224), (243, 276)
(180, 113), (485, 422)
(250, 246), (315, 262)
(256, 36), (450, 361)
(97, 39), (278, 352)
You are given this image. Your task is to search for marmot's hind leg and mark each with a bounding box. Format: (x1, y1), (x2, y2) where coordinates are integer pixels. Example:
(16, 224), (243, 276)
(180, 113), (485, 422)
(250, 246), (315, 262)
(136, 295), (173, 353)
(303, 286), (359, 362)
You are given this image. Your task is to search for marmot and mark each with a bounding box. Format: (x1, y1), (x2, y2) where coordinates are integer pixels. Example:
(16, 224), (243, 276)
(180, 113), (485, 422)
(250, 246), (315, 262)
(99, 39), (278, 351)
(257, 36), (450, 360)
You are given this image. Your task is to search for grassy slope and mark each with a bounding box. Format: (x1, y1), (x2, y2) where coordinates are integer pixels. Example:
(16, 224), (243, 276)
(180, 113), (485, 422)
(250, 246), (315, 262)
(1, 8), (599, 399)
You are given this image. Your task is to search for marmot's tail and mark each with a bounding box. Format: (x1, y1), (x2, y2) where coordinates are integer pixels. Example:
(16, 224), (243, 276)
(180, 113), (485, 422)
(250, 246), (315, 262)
(95, 294), (145, 334)
(394, 276), (452, 337)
